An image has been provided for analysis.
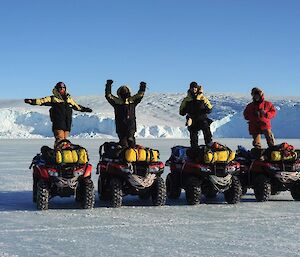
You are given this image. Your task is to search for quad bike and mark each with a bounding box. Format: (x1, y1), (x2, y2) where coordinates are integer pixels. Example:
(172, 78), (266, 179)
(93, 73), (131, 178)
(165, 144), (242, 205)
(237, 144), (300, 202)
(30, 140), (95, 210)
(96, 142), (166, 207)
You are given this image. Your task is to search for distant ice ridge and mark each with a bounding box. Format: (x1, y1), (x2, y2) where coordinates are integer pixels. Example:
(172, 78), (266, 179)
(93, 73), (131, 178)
(0, 93), (300, 139)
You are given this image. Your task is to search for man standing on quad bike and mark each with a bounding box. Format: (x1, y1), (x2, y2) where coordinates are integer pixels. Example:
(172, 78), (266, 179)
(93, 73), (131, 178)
(244, 87), (276, 148)
(24, 82), (92, 146)
(105, 79), (146, 147)
(179, 82), (213, 148)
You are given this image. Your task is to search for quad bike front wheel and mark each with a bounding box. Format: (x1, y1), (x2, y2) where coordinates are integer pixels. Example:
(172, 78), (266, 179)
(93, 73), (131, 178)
(290, 182), (300, 201)
(79, 177), (95, 209)
(36, 180), (50, 210)
(185, 176), (201, 205)
(110, 177), (123, 208)
(151, 176), (166, 206)
(253, 174), (271, 202)
(166, 173), (181, 199)
(224, 176), (242, 204)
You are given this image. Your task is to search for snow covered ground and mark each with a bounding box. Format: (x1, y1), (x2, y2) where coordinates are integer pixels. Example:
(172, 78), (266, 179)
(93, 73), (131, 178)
(1, 138), (300, 257)
(1, 93), (300, 139)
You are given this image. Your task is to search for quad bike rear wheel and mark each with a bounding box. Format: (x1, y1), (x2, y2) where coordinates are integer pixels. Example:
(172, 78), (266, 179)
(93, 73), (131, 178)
(166, 173), (181, 199)
(151, 176), (166, 206)
(36, 180), (49, 210)
(253, 174), (271, 202)
(185, 176), (201, 205)
(224, 176), (242, 204)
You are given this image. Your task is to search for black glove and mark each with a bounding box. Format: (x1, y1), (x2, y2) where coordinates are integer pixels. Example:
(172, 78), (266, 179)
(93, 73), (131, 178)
(140, 81), (146, 91)
(24, 99), (34, 105)
(106, 79), (113, 85)
(82, 107), (92, 113)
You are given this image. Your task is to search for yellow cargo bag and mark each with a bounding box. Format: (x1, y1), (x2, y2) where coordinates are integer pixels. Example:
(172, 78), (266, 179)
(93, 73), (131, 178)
(271, 151), (297, 162)
(125, 147), (160, 163)
(137, 148), (159, 162)
(56, 148), (88, 164)
(125, 148), (138, 162)
(204, 150), (235, 164)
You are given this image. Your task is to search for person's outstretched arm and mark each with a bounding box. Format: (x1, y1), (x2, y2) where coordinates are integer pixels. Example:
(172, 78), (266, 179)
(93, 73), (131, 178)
(131, 81), (146, 105)
(24, 96), (52, 106)
(68, 97), (92, 113)
(105, 79), (121, 106)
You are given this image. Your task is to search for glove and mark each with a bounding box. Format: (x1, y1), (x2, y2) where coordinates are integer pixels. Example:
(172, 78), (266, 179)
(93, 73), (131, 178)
(140, 81), (146, 91)
(83, 107), (92, 113)
(106, 79), (113, 85)
(24, 99), (34, 105)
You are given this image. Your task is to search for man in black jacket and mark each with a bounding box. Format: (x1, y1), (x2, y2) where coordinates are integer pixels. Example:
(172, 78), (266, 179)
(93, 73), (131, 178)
(24, 82), (92, 146)
(179, 82), (213, 148)
(105, 79), (146, 147)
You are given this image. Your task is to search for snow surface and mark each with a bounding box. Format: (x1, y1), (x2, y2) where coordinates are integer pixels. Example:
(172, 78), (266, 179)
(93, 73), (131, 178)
(1, 139), (300, 257)
(1, 93), (300, 139)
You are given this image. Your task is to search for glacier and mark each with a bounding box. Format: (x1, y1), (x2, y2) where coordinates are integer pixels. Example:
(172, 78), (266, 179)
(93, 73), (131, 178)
(0, 93), (299, 139)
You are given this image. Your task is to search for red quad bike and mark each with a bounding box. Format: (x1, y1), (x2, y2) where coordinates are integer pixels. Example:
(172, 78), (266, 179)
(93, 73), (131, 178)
(236, 144), (300, 202)
(30, 141), (95, 210)
(165, 144), (242, 205)
(96, 142), (166, 208)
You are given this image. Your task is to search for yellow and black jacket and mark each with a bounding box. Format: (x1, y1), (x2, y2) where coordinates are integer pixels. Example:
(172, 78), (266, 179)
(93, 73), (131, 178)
(105, 84), (145, 135)
(179, 90), (213, 129)
(31, 88), (89, 131)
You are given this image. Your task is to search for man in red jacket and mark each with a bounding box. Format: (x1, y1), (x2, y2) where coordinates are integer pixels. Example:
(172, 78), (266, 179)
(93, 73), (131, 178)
(244, 87), (276, 148)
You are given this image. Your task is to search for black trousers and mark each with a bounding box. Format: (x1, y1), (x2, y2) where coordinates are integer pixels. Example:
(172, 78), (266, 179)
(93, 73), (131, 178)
(118, 130), (136, 148)
(189, 125), (212, 148)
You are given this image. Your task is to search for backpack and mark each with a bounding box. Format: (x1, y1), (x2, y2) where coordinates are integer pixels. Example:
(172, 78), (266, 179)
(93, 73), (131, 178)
(99, 142), (124, 161)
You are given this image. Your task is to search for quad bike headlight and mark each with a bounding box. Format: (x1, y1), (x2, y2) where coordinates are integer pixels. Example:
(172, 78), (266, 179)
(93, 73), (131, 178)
(269, 165), (281, 171)
(226, 166), (236, 173)
(200, 167), (211, 172)
(48, 170), (58, 177)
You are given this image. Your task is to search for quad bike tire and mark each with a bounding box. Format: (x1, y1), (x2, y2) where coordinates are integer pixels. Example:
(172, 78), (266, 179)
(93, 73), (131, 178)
(36, 180), (50, 210)
(253, 174), (271, 202)
(290, 183), (300, 201)
(224, 176), (242, 204)
(79, 177), (95, 209)
(166, 173), (181, 199)
(110, 177), (123, 208)
(151, 176), (166, 206)
(185, 176), (201, 205)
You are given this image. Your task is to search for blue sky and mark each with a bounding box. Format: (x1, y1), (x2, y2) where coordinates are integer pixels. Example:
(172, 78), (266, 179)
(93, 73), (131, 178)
(0, 0), (299, 99)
